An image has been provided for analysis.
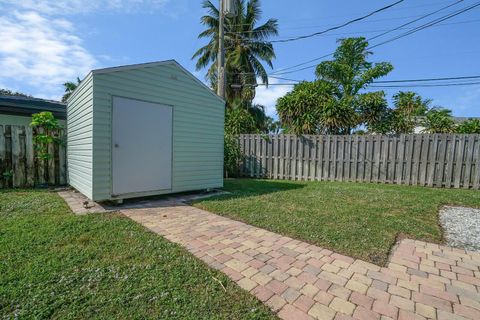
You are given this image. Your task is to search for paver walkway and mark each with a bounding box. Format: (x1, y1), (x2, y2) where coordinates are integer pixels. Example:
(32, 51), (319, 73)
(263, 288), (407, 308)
(123, 204), (480, 320)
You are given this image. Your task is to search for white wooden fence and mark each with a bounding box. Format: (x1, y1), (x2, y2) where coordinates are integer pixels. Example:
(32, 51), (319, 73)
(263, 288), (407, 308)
(0, 125), (66, 188)
(238, 134), (480, 189)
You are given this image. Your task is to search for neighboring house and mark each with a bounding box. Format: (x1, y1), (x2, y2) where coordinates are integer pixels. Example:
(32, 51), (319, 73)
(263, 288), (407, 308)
(414, 116), (480, 133)
(0, 95), (66, 127)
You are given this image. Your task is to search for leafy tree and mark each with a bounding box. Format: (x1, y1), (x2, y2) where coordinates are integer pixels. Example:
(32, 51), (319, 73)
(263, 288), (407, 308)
(315, 38), (393, 98)
(357, 91), (390, 134)
(277, 38), (393, 135)
(320, 99), (359, 135)
(225, 102), (257, 135)
(277, 81), (337, 134)
(314, 37), (393, 134)
(62, 77), (81, 103)
(193, 0), (278, 103)
(457, 118), (480, 134)
(392, 91), (430, 116)
(422, 108), (455, 133)
(390, 91), (430, 134)
(248, 104), (274, 133)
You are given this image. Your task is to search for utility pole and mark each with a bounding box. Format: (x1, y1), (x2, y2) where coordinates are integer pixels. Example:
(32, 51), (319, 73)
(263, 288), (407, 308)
(217, 0), (226, 99)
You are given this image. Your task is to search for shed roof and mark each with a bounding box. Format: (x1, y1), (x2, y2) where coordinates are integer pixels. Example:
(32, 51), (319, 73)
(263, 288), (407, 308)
(70, 60), (225, 104)
(0, 95), (66, 119)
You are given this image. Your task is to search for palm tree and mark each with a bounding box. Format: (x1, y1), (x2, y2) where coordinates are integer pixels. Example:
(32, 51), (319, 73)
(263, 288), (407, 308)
(61, 77), (81, 103)
(193, 0), (278, 104)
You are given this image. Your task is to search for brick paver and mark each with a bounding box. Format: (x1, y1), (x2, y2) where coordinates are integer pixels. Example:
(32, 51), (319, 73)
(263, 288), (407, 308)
(122, 205), (480, 320)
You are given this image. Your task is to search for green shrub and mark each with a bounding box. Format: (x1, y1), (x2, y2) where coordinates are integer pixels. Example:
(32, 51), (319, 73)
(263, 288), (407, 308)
(224, 133), (242, 178)
(457, 118), (480, 134)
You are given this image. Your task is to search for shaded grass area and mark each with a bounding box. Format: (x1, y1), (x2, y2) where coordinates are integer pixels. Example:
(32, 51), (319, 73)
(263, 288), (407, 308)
(193, 179), (480, 265)
(0, 190), (276, 319)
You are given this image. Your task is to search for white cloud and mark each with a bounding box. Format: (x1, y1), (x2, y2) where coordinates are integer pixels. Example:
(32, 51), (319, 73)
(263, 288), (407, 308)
(0, 0), (184, 99)
(0, 11), (96, 99)
(0, 0), (171, 15)
(254, 78), (293, 118)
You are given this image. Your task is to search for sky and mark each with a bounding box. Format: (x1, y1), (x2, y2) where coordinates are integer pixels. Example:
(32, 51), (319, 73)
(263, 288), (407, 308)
(0, 0), (479, 119)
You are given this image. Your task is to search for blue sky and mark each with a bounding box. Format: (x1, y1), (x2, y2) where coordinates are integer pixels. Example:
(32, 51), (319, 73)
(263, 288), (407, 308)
(0, 0), (479, 119)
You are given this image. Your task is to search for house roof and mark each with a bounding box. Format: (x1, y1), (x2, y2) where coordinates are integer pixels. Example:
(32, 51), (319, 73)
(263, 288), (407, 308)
(0, 95), (66, 119)
(453, 117), (480, 123)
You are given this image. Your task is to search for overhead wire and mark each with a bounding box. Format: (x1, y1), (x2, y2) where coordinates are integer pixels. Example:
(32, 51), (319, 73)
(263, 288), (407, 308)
(269, 0), (470, 76)
(269, 0), (406, 43)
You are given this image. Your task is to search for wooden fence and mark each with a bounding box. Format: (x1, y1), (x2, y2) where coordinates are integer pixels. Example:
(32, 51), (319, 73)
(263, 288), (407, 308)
(238, 134), (480, 189)
(0, 125), (66, 188)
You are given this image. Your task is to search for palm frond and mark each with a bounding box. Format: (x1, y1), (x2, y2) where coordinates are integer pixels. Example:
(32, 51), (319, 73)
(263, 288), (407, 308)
(250, 19), (278, 40)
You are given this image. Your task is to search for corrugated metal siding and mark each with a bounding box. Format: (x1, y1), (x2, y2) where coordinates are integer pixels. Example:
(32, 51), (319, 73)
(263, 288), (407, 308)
(91, 63), (224, 201)
(67, 73), (94, 199)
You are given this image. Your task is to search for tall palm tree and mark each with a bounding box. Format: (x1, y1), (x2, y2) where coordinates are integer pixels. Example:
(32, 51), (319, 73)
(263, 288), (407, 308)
(193, 0), (278, 104)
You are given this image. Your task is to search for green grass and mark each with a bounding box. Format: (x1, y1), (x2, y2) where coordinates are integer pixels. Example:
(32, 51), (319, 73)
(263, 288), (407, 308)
(0, 190), (276, 320)
(193, 179), (480, 265)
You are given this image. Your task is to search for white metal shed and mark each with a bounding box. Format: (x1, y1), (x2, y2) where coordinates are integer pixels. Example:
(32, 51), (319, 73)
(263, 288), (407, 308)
(67, 60), (225, 201)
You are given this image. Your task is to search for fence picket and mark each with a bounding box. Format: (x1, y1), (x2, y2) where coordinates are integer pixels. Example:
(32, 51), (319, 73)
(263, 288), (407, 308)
(419, 135), (429, 186)
(453, 135), (465, 188)
(344, 136), (351, 182)
(473, 136), (480, 189)
(316, 136), (323, 181)
(11, 126), (25, 187)
(463, 136), (474, 189)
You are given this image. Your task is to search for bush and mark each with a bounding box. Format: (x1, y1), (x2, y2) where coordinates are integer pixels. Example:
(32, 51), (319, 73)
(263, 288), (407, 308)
(225, 107), (257, 135)
(276, 81), (337, 134)
(457, 118), (480, 134)
(224, 133), (242, 178)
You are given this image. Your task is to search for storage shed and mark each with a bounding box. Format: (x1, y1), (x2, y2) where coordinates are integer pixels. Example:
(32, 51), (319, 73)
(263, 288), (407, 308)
(67, 60), (225, 202)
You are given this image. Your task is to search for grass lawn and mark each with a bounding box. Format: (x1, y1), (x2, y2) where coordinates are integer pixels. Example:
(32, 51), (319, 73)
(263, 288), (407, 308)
(0, 190), (276, 319)
(193, 179), (480, 265)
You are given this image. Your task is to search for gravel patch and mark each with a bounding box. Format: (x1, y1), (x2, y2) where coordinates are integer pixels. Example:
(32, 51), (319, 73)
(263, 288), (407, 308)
(439, 206), (480, 252)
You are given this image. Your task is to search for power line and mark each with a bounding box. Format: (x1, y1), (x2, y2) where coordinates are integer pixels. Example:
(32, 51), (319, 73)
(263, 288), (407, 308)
(227, 17), (480, 39)
(270, 0), (468, 76)
(226, 0), (455, 28)
(374, 75), (480, 83)
(369, 1), (480, 50)
(254, 1), (465, 40)
(370, 81), (480, 88)
(226, 14), (426, 36)
(368, 0), (464, 42)
(266, 75), (480, 86)
(258, 81), (480, 88)
(257, 83), (297, 86)
(269, 0), (405, 43)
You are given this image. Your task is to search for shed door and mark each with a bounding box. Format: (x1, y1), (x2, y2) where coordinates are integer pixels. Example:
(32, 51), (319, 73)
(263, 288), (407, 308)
(112, 97), (172, 196)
